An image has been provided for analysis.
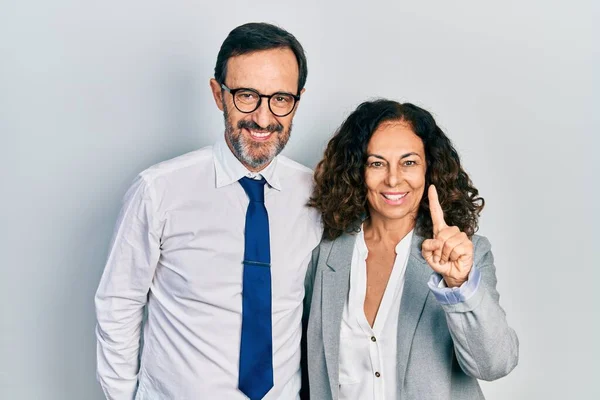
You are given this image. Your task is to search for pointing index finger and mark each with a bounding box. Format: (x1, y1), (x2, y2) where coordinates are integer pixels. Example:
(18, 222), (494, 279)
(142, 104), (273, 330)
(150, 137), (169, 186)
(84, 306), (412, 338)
(428, 184), (447, 234)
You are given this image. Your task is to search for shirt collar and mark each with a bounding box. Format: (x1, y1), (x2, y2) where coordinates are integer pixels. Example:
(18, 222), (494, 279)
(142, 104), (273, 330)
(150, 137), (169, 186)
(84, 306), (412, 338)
(395, 229), (414, 257)
(356, 228), (369, 260)
(213, 135), (282, 191)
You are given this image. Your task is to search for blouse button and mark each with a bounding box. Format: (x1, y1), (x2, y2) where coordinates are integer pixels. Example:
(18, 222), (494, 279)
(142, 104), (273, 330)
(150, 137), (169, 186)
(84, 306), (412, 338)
(375, 372), (381, 378)
(371, 336), (376, 342)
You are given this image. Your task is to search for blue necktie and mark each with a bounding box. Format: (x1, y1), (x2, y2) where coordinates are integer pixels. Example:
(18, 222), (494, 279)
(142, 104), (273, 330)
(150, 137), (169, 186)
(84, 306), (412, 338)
(238, 177), (273, 400)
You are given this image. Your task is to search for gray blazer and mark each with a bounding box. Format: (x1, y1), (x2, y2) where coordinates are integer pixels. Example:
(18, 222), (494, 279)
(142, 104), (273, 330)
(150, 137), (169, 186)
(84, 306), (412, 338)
(302, 231), (518, 400)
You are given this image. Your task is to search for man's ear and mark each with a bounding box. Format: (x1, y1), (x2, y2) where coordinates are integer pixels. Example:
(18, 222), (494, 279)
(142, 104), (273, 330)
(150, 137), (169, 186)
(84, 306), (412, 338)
(209, 78), (224, 111)
(294, 87), (306, 110)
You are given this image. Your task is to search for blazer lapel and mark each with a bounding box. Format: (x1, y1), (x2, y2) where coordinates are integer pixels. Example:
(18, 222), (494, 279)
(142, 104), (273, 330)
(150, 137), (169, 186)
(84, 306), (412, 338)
(322, 231), (356, 399)
(396, 234), (433, 390)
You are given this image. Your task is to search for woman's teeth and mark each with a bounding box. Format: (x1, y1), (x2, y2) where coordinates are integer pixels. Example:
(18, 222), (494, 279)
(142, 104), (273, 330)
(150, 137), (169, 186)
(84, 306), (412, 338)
(382, 193), (407, 201)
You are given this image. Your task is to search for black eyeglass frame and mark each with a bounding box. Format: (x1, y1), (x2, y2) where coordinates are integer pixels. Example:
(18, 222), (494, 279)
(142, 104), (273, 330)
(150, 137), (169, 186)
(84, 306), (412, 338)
(221, 83), (301, 117)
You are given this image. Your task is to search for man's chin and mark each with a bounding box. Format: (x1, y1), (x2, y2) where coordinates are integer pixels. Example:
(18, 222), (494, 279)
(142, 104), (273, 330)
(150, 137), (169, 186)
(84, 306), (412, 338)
(243, 153), (274, 168)
(242, 143), (279, 160)
(233, 134), (288, 168)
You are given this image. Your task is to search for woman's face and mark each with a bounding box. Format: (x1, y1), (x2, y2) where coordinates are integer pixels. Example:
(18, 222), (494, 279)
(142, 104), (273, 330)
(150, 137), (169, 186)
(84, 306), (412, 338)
(364, 120), (427, 224)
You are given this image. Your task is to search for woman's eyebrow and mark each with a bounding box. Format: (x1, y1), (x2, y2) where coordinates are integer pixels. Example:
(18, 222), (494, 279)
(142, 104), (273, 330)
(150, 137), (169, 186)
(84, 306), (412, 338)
(366, 152), (422, 159)
(366, 153), (386, 160)
(400, 152), (422, 159)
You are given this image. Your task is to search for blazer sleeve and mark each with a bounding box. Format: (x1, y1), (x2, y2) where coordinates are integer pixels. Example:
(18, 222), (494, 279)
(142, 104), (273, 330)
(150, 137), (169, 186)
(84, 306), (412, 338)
(304, 245), (321, 321)
(300, 244), (321, 400)
(431, 235), (519, 381)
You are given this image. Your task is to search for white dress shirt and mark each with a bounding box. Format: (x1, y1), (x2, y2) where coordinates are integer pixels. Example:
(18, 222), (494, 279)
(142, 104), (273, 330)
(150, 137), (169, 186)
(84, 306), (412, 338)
(338, 227), (414, 400)
(95, 137), (322, 400)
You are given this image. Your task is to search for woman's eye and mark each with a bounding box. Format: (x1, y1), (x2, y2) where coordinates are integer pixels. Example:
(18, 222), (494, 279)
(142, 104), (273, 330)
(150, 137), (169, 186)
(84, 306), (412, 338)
(370, 161), (384, 167)
(404, 160), (416, 166)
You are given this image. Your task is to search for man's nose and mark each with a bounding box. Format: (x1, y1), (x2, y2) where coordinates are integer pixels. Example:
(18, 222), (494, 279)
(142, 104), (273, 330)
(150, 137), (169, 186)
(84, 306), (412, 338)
(251, 99), (274, 129)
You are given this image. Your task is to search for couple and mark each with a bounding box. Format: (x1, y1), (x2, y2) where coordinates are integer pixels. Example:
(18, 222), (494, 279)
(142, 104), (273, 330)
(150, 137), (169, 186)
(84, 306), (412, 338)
(95, 22), (518, 400)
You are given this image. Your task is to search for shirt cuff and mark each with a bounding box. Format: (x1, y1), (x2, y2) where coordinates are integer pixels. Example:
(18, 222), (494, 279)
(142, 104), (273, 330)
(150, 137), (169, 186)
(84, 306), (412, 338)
(427, 266), (481, 305)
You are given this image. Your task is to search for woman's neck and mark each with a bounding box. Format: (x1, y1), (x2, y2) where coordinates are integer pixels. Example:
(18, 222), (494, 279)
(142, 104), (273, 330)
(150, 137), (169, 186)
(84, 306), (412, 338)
(363, 213), (415, 246)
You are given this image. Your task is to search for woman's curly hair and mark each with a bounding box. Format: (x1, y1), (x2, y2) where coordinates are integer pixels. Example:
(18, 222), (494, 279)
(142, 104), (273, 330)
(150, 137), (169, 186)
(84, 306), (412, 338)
(309, 99), (484, 240)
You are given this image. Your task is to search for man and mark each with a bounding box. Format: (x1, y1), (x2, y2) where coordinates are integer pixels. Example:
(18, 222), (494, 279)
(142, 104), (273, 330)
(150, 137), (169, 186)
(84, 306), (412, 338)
(95, 22), (322, 400)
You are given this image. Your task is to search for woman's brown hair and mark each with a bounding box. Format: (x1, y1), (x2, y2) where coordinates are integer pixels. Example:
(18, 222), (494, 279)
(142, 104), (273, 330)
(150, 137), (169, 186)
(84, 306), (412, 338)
(309, 99), (484, 240)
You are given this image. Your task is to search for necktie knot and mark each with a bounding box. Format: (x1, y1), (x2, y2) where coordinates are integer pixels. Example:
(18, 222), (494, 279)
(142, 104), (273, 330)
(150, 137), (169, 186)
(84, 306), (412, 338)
(239, 177), (266, 203)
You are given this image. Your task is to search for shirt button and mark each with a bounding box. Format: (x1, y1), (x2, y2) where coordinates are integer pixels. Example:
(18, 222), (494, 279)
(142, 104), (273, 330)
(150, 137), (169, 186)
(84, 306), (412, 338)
(375, 372), (381, 378)
(371, 336), (376, 342)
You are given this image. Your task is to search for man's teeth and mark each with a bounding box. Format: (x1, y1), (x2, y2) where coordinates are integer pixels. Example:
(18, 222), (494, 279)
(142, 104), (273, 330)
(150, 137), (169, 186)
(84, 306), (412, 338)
(250, 130), (271, 138)
(382, 193), (407, 201)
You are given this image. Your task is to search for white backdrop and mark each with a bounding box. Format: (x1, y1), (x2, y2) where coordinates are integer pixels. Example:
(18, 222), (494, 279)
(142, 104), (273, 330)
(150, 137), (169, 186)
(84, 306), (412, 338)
(1, 1), (598, 399)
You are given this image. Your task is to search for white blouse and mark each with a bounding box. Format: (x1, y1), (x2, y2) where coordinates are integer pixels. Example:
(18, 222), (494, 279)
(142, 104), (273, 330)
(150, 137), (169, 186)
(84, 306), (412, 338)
(338, 227), (414, 400)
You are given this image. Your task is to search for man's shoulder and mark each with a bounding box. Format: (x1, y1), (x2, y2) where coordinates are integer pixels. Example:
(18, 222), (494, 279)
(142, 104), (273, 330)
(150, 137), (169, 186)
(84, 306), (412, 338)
(275, 156), (315, 196)
(276, 155), (313, 179)
(139, 145), (214, 183)
(277, 155), (313, 175)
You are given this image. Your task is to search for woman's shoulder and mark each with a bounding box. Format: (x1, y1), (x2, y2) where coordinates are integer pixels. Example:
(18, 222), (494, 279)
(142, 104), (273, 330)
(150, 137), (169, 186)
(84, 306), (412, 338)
(318, 229), (359, 248)
(314, 230), (360, 264)
(471, 233), (494, 266)
(472, 233), (491, 250)
(315, 236), (336, 262)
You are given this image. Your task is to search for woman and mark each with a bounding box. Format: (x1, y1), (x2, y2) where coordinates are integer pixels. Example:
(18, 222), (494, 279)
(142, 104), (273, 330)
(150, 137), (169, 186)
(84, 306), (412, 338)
(304, 100), (518, 399)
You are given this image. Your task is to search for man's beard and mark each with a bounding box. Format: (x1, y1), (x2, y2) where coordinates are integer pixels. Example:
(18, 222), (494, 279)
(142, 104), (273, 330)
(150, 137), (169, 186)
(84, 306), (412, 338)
(223, 103), (292, 169)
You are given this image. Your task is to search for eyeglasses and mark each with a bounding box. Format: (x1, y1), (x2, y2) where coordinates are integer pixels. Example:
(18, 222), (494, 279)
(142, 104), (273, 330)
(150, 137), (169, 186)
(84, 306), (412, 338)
(221, 83), (300, 117)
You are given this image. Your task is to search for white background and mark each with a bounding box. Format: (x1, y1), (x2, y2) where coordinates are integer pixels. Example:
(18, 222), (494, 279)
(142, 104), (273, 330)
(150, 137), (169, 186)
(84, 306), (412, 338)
(1, 1), (598, 399)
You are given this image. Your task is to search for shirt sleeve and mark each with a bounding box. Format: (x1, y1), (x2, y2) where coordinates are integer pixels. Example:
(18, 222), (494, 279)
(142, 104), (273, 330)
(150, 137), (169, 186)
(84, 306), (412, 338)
(427, 266), (482, 305)
(94, 175), (161, 399)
